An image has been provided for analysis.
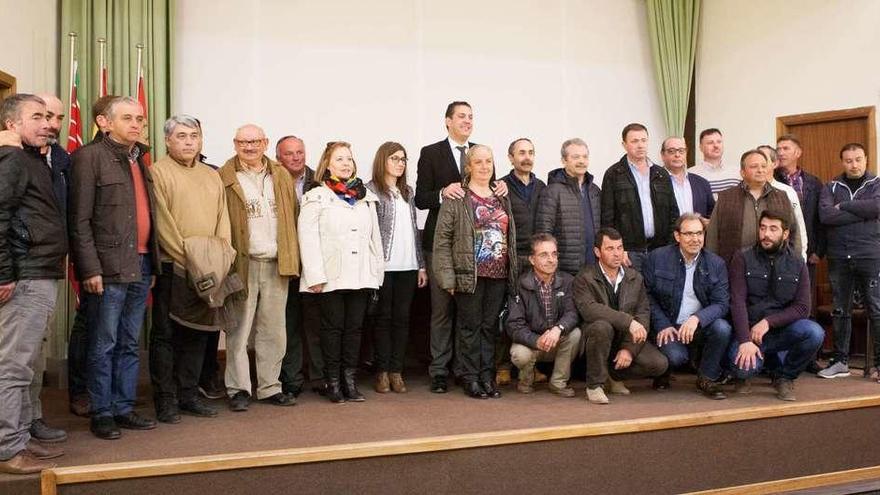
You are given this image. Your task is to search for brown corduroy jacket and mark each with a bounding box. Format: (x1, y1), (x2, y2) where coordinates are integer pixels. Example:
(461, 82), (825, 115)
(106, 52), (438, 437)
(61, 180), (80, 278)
(219, 155), (300, 298)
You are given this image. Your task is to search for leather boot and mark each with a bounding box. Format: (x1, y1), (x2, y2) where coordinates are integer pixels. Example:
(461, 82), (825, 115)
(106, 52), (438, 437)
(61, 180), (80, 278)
(325, 378), (346, 404)
(342, 368), (365, 402)
(375, 372), (390, 393)
(389, 372), (407, 393)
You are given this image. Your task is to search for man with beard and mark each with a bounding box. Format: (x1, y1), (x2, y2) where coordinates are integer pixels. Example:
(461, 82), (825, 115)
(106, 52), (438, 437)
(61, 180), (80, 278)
(726, 209), (823, 401)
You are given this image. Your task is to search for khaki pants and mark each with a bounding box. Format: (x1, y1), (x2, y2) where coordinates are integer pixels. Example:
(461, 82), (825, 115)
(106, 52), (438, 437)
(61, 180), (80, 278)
(510, 328), (582, 389)
(225, 259), (289, 400)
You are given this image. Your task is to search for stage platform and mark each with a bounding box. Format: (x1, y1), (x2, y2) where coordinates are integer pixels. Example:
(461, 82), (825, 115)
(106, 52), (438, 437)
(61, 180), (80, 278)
(5, 373), (880, 494)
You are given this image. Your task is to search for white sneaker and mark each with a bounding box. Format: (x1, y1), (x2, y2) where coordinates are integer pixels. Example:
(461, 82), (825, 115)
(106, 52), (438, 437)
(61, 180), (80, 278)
(586, 386), (610, 404)
(818, 361), (851, 379)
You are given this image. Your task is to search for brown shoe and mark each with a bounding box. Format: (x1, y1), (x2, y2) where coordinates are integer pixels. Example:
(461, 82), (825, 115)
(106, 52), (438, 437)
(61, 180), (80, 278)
(69, 395), (90, 417)
(375, 372), (390, 393)
(516, 380), (534, 394)
(389, 373), (407, 393)
(548, 384), (576, 398)
(0, 451), (56, 474)
(495, 368), (512, 386)
(26, 440), (64, 460)
(534, 369), (549, 384)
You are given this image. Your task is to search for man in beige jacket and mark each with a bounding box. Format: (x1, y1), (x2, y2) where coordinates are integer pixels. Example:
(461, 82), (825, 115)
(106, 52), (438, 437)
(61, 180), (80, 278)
(219, 124), (300, 411)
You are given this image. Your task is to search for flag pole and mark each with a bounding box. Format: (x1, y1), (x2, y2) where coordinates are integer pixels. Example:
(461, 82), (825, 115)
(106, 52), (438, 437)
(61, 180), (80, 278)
(134, 43), (144, 97)
(67, 32), (77, 116)
(97, 37), (106, 97)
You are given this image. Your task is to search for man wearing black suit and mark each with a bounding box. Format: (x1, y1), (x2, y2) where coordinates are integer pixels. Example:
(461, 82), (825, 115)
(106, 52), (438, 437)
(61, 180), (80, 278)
(414, 101), (507, 393)
(276, 135), (323, 397)
(660, 137), (715, 218)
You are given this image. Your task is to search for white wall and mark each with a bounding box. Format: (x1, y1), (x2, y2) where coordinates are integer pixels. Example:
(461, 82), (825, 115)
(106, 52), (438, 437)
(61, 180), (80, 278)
(696, 0), (880, 165)
(0, 0), (58, 94)
(174, 0), (666, 213)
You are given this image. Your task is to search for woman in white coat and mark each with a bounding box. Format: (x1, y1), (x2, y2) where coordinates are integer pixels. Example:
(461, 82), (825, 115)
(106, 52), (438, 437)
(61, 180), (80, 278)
(299, 141), (384, 403)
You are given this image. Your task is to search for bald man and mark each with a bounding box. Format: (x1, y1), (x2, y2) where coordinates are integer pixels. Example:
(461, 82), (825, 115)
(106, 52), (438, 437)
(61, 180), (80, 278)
(219, 124), (300, 411)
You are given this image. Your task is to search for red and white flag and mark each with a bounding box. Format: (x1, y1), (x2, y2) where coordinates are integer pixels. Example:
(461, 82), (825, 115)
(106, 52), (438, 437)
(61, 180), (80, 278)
(66, 60), (84, 153)
(135, 56), (151, 166)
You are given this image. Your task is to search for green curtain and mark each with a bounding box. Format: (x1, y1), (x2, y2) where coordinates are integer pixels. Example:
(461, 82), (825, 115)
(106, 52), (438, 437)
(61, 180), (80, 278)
(60, 0), (174, 157)
(645, 0), (701, 136)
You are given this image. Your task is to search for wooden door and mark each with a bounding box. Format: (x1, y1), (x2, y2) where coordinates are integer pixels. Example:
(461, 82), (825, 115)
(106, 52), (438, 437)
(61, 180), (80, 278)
(0, 70), (15, 101)
(777, 106), (877, 353)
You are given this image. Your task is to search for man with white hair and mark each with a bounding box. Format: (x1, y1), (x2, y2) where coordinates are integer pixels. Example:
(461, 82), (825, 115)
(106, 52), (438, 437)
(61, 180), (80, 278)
(149, 115), (231, 423)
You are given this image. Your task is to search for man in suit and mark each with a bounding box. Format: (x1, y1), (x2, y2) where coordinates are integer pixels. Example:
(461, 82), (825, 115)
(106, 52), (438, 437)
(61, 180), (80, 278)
(660, 137), (715, 217)
(414, 101), (507, 393)
(276, 135), (324, 396)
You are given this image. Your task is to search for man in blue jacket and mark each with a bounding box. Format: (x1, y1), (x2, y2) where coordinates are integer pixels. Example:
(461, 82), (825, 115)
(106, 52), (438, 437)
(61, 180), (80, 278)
(818, 143), (880, 381)
(660, 137), (715, 217)
(643, 213), (731, 399)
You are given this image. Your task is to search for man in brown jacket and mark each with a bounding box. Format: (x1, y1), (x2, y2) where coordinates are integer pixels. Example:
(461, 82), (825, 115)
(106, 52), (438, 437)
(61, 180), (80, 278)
(706, 150), (801, 263)
(573, 227), (668, 404)
(70, 97), (158, 439)
(219, 124), (300, 411)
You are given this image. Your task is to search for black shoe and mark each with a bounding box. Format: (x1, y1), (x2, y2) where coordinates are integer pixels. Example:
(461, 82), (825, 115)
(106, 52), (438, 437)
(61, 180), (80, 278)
(198, 377), (226, 400)
(342, 368), (365, 402)
(806, 360), (822, 375)
(652, 375), (671, 391)
(282, 385), (303, 398)
(430, 376), (448, 394)
(29, 419), (68, 443)
(155, 400), (181, 424)
(480, 380), (501, 399)
(325, 379), (346, 403)
(311, 383), (327, 396)
(229, 391), (250, 412)
(263, 392), (297, 406)
(90, 416), (121, 440)
(179, 398), (218, 417)
(696, 376), (727, 400)
(464, 381), (488, 399)
(114, 412), (158, 430)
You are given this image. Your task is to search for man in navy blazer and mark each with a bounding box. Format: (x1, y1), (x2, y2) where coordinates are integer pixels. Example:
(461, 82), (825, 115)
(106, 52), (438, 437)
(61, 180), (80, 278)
(661, 137), (715, 218)
(414, 101), (507, 393)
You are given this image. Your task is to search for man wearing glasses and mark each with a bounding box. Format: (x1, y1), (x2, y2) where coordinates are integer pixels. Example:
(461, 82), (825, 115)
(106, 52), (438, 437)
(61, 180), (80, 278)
(660, 137), (715, 218)
(643, 213), (731, 398)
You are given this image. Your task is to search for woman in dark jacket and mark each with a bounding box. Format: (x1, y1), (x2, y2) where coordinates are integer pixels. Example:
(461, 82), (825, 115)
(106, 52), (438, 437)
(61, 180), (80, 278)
(433, 145), (518, 399)
(365, 142), (427, 394)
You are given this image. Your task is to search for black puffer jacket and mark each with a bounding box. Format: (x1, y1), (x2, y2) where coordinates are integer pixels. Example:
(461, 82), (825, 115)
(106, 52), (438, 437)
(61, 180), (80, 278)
(0, 145), (68, 284)
(502, 172), (546, 266)
(600, 156), (679, 251)
(534, 168), (601, 275)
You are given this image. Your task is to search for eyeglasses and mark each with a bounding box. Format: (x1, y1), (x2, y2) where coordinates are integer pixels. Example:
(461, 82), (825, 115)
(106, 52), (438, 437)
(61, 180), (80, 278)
(678, 230), (704, 238)
(389, 156), (408, 164)
(234, 139), (265, 147)
(664, 148), (687, 155)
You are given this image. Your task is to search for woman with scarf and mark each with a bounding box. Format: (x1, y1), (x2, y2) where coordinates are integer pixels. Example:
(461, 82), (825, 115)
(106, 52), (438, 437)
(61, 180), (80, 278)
(299, 141), (384, 403)
(365, 142), (428, 394)
(433, 145), (519, 399)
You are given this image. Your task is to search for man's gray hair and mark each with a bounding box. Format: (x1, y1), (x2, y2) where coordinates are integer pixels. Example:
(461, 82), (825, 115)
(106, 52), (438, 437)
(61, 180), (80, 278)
(163, 114), (201, 137)
(674, 212), (706, 232)
(104, 96), (141, 119)
(560, 138), (589, 159)
(0, 94), (45, 130)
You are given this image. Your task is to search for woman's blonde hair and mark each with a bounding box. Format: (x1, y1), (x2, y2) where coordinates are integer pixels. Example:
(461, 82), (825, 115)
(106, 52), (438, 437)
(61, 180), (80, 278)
(314, 141), (357, 183)
(462, 144), (493, 185)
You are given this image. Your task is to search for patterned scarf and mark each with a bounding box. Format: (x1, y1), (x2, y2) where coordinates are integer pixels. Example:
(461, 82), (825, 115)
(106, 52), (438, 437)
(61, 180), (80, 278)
(324, 171), (366, 205)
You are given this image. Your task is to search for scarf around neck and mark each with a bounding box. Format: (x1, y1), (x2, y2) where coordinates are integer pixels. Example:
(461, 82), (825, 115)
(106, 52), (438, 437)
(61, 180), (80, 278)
(324, 171), (366, 205)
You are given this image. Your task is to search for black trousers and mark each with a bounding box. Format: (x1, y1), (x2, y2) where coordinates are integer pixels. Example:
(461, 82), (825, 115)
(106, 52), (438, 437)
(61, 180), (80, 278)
(319, 289), (369, 381)
(149, 262), (211, 404)
(199, 331), (220, 386)
(280, 280), (325, 392)
(374, 271), (418, 373)
(67, 296), (90, 400)
(454, 277), (507, 383)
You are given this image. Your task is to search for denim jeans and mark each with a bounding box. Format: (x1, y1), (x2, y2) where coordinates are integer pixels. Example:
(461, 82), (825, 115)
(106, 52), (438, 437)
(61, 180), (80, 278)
(828, 257), (880, 365)
(66, 296), (91, 402)
(87, 256), (152, 418)
(658, 319), (732, 381)
(726, 319), (824, 381)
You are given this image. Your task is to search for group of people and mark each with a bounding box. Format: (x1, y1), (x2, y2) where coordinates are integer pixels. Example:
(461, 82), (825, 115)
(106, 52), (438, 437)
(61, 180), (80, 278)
(0, 95), (877, 475)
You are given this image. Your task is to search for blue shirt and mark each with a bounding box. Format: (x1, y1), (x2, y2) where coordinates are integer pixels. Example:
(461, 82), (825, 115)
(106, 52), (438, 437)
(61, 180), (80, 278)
(627, 160), (655, 239)
(675, 251), (703, 325)
(670, 171), (695, 214)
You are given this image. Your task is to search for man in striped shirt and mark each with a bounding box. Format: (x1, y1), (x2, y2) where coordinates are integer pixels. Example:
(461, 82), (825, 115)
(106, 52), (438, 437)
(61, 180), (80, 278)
(689, 128), (740, 196)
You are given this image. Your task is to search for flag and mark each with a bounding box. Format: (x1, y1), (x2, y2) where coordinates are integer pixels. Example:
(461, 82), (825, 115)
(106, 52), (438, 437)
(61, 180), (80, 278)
(91, 49), (108, 139)
(66, 60), (84, 153)
(135, 61), (151, 166)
